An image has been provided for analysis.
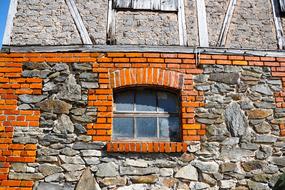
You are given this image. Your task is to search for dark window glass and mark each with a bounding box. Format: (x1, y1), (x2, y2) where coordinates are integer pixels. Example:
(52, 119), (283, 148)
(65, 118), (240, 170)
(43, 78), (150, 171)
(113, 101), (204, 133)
(113, 118), (133, 138)
(159, 117), (180, 140)
(136, 117), (157, 138)
(113, 88), (180, 141)
(157, 92), (179, 112)
(115, 91), (134, 111)
(136, 89), (156, 111)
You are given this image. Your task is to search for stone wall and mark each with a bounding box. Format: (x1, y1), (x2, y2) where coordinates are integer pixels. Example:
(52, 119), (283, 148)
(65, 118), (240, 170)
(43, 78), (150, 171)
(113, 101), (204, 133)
(8, 0), (281, 49)
(75, 0), (108, 45)
(225, 0), (277, 49)
(205, 0), (228, 47)
(0, 52), (284, 190)
(11, 0), (82, 45)
(115, 11), (179, 46)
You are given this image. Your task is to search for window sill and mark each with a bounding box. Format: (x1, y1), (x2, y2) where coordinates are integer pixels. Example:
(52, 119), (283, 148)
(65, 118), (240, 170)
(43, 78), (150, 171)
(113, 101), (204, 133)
(106, 142), (188, 153)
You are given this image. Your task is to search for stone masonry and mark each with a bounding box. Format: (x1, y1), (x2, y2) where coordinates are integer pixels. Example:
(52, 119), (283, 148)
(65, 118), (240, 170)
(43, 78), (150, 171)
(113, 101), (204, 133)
(9, 0), (279, 49)
(0, 52), (284, 190)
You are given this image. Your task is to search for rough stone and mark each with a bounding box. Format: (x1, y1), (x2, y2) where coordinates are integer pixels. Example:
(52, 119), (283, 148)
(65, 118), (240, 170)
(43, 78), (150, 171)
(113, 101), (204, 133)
(209, 73), (240, 84)
(202, 173), (216, 186)
(159, 168), (173, 177)
(125, 159), (148, 168)
(247, 109), (273, 119)
(251, 84), (273, 95)
(35, 182), (62, 190)
(270, 157), (285, 166)
(57, 75), (81, 101)
(220, 162), (238, 173)
(247, 181), (270, 190)
(241, 161), (265, 172)
(81, 82), (99, 89)
(59, 155), (85, 165)
(74, 124), (87, 134)
(62, 164), (85, 172)
(116, 184), (148, 190)
(22, 69), (51, 78)
(120, 167), (159, 176)
(45, 173), (65, 182)
(53, 63), (69, 72)
(73, 142), (105, 150)
(37, 98), (72, 114)
(130, 175), (158, 184)
(83, 157), (100, 165)
(81, 150), (102, 157)
(254, 135), (278, 143)
(19, 95), (47, 103)
(220, 147), (253, 161)
(100, 177), (127, 186)
(253, 121), (271, 134)
(191, 161), (219, 174)
(9, 172), (44, 180)
(76, 167), (101, 190)
(96, 162), (119, 177)
(38, 164), (63, 176)
(220, 180), (237, 189)
(53, 114), (74, 134)
(24, 62), (51, 70)
(60, 147), (79, 156)
(73, 63), (92, 71)
(225, 102), (248, 137)
(255, 145), (272, 160)
(175, 164), (198, 181)
(189, 182), (210, 190)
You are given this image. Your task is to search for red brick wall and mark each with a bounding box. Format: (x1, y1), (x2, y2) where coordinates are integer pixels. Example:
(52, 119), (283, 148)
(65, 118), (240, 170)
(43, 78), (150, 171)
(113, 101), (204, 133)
(0, 52), (284, 189)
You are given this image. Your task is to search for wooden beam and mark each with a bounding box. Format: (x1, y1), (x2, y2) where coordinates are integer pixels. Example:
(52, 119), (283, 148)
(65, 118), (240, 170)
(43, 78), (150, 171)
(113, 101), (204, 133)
(65, 0), (92, 45)
(3, 0), (18, 45)
(178, 0), (187, 46)
(107, 0), (116, 44)
(196, 0), (209, 47)
(217, 0), (236, 47)
(5, 45), (285, 58)
(271, 0), (285, 49)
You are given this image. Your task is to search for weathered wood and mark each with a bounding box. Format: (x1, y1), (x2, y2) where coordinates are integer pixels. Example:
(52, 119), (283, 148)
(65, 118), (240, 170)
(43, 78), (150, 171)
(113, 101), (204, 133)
(279, 0), (285, 12)
(272, 0), (285, 49)
(217, 0), (236, 47)
(114, 0), (177, 11)
(65, 0), (92, 45)
(114, 0), (132, 9)
(150, 0), (161, 10)
(4, 45), (285, 58)
(178, 0), (187, 46)
(161, 0), (177, 11)
(107, 0), (117, 44)
(196, 0), (209, 47)
(3, 0), (18, 45)
(133, 0), (152, 10)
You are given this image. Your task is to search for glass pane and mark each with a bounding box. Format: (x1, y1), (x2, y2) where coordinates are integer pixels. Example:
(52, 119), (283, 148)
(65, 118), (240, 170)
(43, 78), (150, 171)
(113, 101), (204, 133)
(115, 91), (134, 111)
(136, 117), (157, 138)
(158, 92), (179, 112)
(159, 117), (180, 140)
(136, 89), (156, 111)
(113, 118), (133, 138)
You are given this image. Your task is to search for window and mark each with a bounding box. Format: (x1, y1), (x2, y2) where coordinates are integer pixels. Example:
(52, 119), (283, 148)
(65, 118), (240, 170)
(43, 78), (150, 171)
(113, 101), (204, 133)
(113, 87), (181, 141)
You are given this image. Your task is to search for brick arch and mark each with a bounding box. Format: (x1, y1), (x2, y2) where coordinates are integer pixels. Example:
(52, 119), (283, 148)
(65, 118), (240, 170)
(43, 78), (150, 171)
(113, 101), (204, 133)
(110, 68), (184, 89)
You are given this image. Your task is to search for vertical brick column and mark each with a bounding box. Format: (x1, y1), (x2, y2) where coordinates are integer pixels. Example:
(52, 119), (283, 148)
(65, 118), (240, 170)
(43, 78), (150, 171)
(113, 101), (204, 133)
(0, 62), (41, 190)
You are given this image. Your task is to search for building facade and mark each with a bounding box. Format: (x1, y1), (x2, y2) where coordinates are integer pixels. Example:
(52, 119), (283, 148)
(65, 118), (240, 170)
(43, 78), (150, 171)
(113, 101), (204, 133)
(0, 0), (285, 190)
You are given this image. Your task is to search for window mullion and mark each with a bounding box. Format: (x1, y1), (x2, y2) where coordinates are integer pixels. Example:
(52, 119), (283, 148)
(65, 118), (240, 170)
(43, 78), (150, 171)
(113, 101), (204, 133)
(156, 117), (159, 138)
(133, 117), (136, 138)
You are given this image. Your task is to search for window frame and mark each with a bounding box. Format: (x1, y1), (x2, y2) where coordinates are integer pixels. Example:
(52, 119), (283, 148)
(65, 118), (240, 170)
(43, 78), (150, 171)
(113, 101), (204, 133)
(112, 87), (181, 142)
